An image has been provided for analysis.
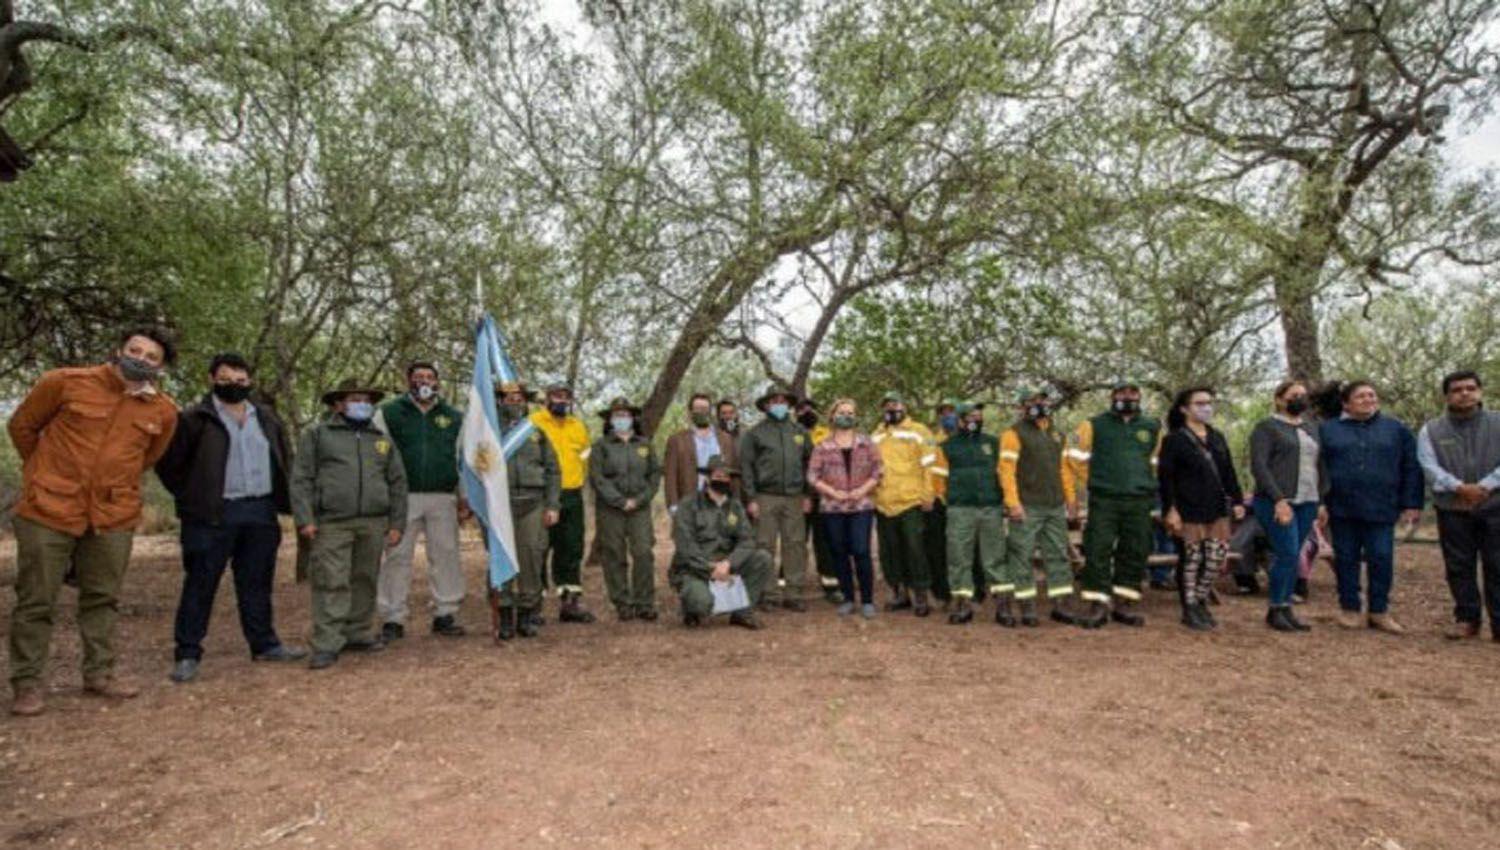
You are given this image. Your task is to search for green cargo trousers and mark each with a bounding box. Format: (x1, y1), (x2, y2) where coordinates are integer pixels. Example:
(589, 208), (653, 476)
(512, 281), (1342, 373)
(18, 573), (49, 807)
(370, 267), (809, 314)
(309, 517), (387, 654)
(8, 516), (134, 690)
(877, 507), (931, 591)
(946, 505), (1005, 598)
(1080, 494), (1153, 604)
(498, 503), (547, 610)
(677, 550), (773, 618)
(545, 488), (586, 595)
(596, 504), (657, 614)
(1001, 504), (1074, 600)
(753, 493), (806, 602)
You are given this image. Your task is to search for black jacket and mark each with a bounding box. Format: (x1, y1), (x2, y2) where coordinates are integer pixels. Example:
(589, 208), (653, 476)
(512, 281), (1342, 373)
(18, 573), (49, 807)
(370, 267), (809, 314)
(1158, 426), (1243, 524)
(155, 393), (292, 524)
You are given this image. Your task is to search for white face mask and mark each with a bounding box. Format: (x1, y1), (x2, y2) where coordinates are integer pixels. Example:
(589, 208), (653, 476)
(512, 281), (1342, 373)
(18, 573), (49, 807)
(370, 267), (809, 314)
(412, 384), (437, 402)
(611, 416), (634, 434)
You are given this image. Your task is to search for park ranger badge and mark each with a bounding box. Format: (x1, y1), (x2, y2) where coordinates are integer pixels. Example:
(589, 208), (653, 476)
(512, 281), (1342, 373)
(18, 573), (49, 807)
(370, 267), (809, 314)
(375, 439), (391, 455)
(726, 512), (738, 527)
(637, 446), (649, 458)
(794, 434), (804, 445)
(1136, 430), (1151, 443)
(435, 415), (452, 429)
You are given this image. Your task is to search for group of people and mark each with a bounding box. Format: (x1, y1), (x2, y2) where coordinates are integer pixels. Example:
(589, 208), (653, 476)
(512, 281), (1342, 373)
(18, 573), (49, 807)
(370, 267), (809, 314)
(5, 327), (1499, 718)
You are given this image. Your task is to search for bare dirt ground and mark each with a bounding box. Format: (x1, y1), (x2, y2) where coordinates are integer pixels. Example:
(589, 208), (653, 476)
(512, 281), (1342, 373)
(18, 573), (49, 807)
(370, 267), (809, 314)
(1, 525), (1498, 850)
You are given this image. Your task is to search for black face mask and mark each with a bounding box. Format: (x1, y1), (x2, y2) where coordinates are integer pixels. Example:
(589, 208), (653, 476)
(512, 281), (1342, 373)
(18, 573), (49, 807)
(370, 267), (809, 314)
(1285, 397), (1309, 415)
(1112, 399), (1140, 415)
(548, 401), (570, 417)
(883, 409), (904, 425)
(1027, 404), (1051, 420)
(708, 480), (732, 496)
(212, 383), (253, 404)
(798, 411), (818, 429)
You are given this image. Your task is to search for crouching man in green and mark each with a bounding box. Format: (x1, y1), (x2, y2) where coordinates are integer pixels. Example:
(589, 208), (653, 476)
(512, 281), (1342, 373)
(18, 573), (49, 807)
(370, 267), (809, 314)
(292, 379), (408, 669)
(668, 457), (770, 629)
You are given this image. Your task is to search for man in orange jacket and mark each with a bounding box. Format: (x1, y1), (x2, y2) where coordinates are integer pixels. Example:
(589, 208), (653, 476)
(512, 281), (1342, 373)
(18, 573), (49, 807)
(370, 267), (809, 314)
(7, 327), (180, 716)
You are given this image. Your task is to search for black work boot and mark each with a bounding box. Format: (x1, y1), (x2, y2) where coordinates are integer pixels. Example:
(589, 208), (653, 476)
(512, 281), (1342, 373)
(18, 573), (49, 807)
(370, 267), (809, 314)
(496, 607), (517, 641)
(947, 598), (974, 625)
(517, 608), (540, 638)
(912, 589), (931, 618)
(1181, 602), (1211, 631)
(1076, 601), (1109, 629)
(682, 610), (703, 628)
(559, 591), (596, 623)
(1050, 597), (1079, 625)
(994, 595), (1017, 628)
(1018, 598), (1039, 627)
(729, 610), (764, 630)
(1111, 599), (1145, 627)
(886, 586), (912, 612)
(431, 615), (466, 637)
(1266, 605), (1297, 632)
(381, 622), (405, 642)
(1196, 601), (1217, 628)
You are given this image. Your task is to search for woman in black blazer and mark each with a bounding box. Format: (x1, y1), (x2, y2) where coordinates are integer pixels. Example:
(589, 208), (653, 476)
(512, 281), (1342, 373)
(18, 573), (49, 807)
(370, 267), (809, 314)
(1159, 387), (1245, 630)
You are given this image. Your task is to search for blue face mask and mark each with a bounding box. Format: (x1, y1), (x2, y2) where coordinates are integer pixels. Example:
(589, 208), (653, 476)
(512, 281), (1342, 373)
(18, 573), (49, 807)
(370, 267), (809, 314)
(344, 401), (374, 422)
(611, 415), (634, 434)
(939, 413), (958, 433)
(768, 403), (790, 421)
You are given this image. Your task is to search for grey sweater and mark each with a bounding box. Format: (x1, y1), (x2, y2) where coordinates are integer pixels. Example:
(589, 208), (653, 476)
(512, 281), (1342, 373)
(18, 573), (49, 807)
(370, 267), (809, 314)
(1248, 416), (1327, 503)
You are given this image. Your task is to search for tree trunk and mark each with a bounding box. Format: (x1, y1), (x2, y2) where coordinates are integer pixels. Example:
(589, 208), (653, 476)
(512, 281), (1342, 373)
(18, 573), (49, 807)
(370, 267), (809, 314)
(1275, 267), (1324, 382)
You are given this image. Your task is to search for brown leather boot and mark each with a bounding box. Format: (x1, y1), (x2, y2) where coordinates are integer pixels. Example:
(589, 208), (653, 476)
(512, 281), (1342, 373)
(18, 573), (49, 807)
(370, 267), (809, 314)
(10, 685), (44, 717)
(83, 676), (140, 700)
(912, 589), (931, 617)
(1445, 620), (1481, 640)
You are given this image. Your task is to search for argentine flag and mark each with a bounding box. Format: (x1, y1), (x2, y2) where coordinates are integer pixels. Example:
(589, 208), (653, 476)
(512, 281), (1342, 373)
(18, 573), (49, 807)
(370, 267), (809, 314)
(460, 315), (534, 589)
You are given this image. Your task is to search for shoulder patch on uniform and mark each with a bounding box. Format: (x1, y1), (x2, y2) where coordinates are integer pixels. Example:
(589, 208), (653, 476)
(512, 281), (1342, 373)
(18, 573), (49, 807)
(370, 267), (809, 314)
(637, 446), (649, 458)
(793, 434), (804, 445)
(1136, 430), (1151, 443)
(435, 415), (452, 429)
(726, 512), (738, 527)
(375, 439), (391, 455)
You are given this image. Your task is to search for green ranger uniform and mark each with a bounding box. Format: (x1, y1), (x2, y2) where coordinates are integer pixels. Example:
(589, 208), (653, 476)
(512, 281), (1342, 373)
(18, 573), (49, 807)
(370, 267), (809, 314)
(940, 427), (1006, 598)
(497, 412), (562, 614)
(1000, 417), (1074, 602)
(738, 414), (811, 604)
(379, 395), (462, 492)
(291, 413), (409, 655)
(589, 431), (662, 617)
(670, 488), (772, 618)
(1071, 411), (1160, 605)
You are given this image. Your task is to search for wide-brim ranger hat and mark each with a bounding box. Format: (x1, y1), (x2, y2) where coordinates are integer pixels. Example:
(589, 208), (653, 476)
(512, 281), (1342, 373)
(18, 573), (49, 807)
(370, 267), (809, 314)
(1014, 386), (1051, 404)
(881, 390), (906, 405)
(1111, 378), (1142, 393)
(597, 396), (643, 419)
(494, 380), (538, 402)
(543, 382), (574, 398)
(321, 378), (387, 406)
(755, 386), (801, 411)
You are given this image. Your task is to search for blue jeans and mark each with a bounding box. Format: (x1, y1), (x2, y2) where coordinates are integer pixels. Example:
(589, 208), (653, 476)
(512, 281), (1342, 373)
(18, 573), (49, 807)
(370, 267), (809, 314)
(1252, 496), (1318, 607)
(1329, 517), (1396, 614)
(173, 496), (284, 661)
(823, 510), (875, 604)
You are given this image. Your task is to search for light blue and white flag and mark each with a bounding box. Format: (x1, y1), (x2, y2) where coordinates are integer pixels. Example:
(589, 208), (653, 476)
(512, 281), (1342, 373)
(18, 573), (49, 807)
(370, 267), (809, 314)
(460, 314), (533, 590)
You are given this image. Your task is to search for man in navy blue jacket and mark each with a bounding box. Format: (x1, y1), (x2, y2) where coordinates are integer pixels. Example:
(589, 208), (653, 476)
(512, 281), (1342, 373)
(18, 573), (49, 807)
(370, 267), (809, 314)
(1320, 381), (1424, 633)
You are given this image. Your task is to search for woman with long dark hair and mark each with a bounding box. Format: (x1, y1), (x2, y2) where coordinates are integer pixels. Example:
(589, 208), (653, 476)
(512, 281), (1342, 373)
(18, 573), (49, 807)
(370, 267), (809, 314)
(1159, 387), (1245, 630)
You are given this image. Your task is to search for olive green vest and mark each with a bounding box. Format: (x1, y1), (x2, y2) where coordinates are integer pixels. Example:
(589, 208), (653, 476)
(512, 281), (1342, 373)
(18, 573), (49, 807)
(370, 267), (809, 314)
(1015, 419), (1064, 508)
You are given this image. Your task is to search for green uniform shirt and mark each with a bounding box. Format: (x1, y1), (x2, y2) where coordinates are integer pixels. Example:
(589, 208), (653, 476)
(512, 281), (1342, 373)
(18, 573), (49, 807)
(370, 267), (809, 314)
(379, 395), (462, 494)
(670, 491), (758, 579)
(589, 434), (662, 509)
(739, 418), (811, 498)
(502, 415), (562, 514)
(291, 415), (409, 529)
(1085, 412), (1160, 498)
(940, 430), (1004, 507)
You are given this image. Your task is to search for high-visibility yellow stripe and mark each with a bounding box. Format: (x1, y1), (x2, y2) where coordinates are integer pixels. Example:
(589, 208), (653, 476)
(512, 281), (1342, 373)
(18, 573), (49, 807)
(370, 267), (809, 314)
(1081, 590), (1111, 603)
(989, 583), (1016, 595)
(1066, 449), (1091, 461)
(920, 453), (937, 466)
(1013, 588), (1038, 600)
(951, 589), (975, 599)
(929, 466), (950, 477)
(1112, 585), (1142, 601)
(1047, 586), (1075, 598)
(999, 451), (1020, 460)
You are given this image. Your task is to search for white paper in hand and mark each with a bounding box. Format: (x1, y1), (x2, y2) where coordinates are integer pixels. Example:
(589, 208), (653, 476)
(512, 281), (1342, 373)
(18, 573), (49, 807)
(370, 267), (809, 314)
(710, 575), (751, 614)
